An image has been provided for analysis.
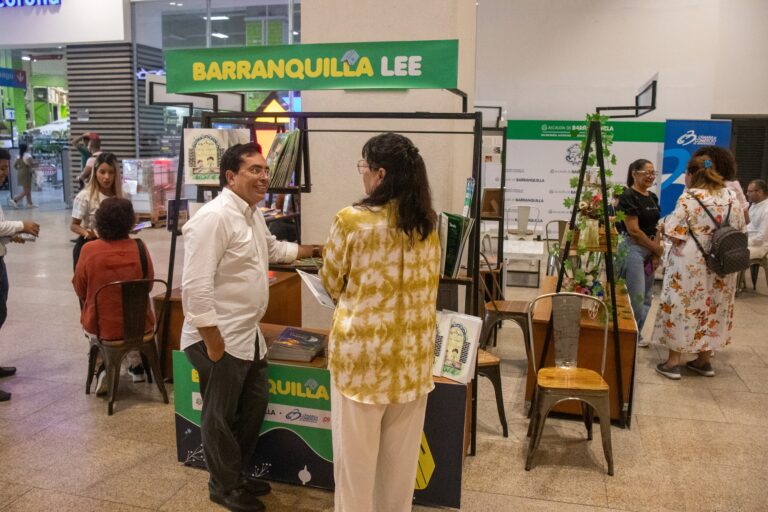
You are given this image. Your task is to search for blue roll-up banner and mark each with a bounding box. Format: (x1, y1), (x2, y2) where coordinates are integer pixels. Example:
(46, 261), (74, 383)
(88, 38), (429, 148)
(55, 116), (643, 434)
(660, 119), (732, 216)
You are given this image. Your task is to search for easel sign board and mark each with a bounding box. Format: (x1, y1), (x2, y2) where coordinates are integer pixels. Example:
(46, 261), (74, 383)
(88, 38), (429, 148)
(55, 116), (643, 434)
(173, 351), (466, 509)
(165, 40), (458, 93)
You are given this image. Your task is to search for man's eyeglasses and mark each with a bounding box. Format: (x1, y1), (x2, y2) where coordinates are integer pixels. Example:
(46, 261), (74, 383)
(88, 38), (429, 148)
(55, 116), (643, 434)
(243, 165), (270, 177)
(357, 159), (370, 174)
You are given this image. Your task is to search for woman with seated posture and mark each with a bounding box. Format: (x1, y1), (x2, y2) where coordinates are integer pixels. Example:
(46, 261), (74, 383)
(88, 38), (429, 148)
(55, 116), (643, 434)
(73, 197), (154, 393)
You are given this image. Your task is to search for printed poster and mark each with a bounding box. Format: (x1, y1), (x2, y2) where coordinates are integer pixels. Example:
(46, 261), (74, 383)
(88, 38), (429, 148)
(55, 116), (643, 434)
(183, 128), (251, 185)
(660, 119), (732, 216)
(505, 120), (666, 229)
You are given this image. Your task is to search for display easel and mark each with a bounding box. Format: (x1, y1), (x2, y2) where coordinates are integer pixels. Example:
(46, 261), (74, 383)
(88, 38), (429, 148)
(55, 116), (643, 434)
(551, 119), (626, 426)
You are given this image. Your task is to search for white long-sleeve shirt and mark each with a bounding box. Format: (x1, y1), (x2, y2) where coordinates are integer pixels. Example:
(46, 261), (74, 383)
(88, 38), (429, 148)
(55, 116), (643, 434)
(747, 198), (768, 246)
(0, 204), (24, 257)
(180, 187), (298, 361)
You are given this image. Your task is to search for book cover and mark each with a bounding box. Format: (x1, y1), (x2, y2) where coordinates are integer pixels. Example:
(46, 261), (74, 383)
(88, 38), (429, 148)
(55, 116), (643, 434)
(441, 213), (474, 277)
(432, 310), (453, 376)
(439, 313), (482, 384)
(268, 327), (326, 362)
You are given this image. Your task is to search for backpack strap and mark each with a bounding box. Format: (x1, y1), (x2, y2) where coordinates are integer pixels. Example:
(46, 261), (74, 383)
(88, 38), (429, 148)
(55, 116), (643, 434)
(135, 238), (148, 279)
(686, 218), (708, 261)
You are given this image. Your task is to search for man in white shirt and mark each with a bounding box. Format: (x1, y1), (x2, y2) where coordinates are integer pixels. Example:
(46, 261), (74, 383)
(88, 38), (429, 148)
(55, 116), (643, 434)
(746, 179), (768, 260)
(180, 143), (318, 512)
(0, 149), (40, 402)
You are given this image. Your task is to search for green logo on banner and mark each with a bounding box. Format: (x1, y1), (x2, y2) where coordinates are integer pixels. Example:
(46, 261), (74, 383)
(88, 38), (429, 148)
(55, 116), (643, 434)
(165, 39), (458, 93)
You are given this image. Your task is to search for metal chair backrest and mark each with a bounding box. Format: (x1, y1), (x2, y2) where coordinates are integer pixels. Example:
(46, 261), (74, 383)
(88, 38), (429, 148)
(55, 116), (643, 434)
(93, 278), (168, 348)
(506, 205), (541, 238)
(545, 220), (568, 249)
(526, 292), (609, 376)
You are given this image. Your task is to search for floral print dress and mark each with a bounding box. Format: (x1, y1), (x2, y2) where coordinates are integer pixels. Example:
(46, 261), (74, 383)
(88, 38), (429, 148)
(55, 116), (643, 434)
(652, 187), (746, 353)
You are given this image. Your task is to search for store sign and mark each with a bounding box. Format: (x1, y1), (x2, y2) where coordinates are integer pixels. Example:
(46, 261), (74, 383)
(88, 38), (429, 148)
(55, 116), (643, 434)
(0, 67), (26, 89)
(165, 39), (458, 93)
(0, 0), (61, 8)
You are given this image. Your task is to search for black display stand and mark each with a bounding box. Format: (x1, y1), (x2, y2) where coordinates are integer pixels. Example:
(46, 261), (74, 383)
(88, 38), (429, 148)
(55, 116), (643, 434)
(550, 119), (627, 427)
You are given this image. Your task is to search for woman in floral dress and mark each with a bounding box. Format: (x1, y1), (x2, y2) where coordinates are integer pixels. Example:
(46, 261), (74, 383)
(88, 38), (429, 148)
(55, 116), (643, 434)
(653, 147), (746, 379)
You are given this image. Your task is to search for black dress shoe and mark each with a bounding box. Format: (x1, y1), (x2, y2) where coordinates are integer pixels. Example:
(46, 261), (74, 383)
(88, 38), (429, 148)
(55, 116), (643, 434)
(240, 475), (271, 496)
(209, 488), (265, 512)
(0, 389), (10, 402)
(0, 367), (16, 379)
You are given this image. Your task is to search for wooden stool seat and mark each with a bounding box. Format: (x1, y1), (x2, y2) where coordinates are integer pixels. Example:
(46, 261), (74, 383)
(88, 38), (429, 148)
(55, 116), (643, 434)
(476, 348), (508, 438)
(538, 367), (608, 392)
(485, 300), (528, 315)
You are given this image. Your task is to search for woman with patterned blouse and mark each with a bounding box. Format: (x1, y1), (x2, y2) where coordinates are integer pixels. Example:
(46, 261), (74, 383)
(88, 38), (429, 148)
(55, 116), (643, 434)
(652, 149), (746, 380)
(320, 133), (441, 512)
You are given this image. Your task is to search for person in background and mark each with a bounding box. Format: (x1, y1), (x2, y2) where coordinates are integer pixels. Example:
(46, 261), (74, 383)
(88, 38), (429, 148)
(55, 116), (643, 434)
(77, 133), (103, 187)
(320, 133), (441, 512)
(0, 148), (41, 402)
(181, 142), (318, 512)
(70, 132), (98, 172)
(617, 159), (662, 347)
(745, 179), (768, 260)
(652, 150), (745, 380)
(8, 143), (36, 209)
(73, 197), (154, 393)
(70, 152), (123, 270)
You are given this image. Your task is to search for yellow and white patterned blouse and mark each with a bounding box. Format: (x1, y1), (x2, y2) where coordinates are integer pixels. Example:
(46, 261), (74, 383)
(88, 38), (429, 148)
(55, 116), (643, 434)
(320, 202), (441, 405)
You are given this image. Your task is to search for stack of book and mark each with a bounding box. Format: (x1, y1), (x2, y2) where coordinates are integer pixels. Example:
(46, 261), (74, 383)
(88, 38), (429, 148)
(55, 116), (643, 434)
(432, 310), (482, 384)
(266, 130), (302, 189)
(267, 327), (326, 362)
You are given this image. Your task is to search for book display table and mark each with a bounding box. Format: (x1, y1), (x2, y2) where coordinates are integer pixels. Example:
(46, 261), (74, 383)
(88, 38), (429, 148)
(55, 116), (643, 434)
(173, 323), (469, 509)
(524, 276), (638, 422)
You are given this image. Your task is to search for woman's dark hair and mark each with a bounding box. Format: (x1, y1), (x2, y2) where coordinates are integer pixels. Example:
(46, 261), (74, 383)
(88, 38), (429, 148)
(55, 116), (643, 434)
(219, 142), (263, 187)
(686, 155), (724, 191)
(18, 143), (28, 157)
(0, 148), (10, 161)
(356, 133), (436, 242)
(692, 146), (737, 181)
(95, 197), (135, 241)
(626, 158), (652, 187)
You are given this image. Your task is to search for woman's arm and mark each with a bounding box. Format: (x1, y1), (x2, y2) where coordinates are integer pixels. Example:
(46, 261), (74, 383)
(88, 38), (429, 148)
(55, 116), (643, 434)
(70, 218), (96, 239)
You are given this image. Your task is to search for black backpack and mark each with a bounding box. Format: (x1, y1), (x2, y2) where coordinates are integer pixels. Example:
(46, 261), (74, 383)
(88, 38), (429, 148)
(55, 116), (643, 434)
(687, 194), (749, 277)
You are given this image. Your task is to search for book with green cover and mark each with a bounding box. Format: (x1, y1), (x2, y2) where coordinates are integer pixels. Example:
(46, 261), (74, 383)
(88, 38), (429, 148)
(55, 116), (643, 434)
(440, 212), (474, 277)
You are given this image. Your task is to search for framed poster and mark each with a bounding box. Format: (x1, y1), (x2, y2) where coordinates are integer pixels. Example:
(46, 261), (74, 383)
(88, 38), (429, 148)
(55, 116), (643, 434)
(183, 128), (251, 185)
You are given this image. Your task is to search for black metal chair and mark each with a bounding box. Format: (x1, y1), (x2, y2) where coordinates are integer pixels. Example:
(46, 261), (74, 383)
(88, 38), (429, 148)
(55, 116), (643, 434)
(86, 278), (169, 415)
(525, 292), (614, 475)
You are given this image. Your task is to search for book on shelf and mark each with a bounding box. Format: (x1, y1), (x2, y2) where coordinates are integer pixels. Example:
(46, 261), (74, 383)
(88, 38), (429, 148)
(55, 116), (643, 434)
(268, 327), (326, 363)
(266, 129), (302, 189)
(432, 311), (482, 384)
(438, 212), (475, 278)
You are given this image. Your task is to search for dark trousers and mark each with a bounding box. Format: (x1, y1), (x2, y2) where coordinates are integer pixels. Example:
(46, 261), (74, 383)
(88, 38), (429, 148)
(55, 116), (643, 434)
(184, 340), (269, 494)
(0, 258), (8, 329)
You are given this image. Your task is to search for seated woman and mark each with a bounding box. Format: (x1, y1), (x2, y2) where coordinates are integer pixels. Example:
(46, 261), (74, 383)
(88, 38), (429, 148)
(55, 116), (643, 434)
(72, 197), (154, 394)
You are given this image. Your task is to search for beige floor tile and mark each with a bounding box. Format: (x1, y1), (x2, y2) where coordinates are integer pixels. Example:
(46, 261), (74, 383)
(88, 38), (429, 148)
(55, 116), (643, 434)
(733, 365), (768, 393)
(1, 488), (150, 512)
(0, 377), (80, 422)
(714, 345), (767, 369)
(415, 490), (623, 512)
(711, 389), (768, 426)
(463, 437), (609, 507)
(632, 382), (725, 422)
(635, 414), (768, 469)
(0, 480), (31, 510)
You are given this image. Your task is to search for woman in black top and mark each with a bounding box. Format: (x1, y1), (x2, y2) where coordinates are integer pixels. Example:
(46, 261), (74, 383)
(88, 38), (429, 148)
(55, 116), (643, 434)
(617, 159), (662, 346)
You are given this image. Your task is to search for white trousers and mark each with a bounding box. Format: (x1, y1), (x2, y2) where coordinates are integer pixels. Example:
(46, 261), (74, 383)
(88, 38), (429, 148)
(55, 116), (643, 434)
(749, 243), (768, 260)
(331, 380), (428, 512)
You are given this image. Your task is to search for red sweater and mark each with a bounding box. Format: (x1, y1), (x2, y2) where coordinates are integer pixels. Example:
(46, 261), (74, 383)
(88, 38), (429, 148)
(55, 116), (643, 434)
(73, 238), (155, 340)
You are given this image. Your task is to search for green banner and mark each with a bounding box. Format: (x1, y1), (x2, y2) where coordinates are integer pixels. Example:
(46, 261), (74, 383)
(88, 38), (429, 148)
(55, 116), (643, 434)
(507, 120), (665, 143)
(165, 39), (458, 93)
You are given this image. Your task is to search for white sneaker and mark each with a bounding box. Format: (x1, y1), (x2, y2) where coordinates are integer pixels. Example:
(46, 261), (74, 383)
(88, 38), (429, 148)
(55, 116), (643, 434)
(95, 369), (108, 396)
(638, 337), (650, 348)
(7, 197), (18, 209)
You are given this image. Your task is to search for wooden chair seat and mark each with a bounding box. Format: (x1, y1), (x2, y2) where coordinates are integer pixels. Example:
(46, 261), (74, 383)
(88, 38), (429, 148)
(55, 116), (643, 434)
(477, 349), (500, 367)
(485, 300), (528, 315)
(537, 367), (608, 392)
(100, 331), (155, 347)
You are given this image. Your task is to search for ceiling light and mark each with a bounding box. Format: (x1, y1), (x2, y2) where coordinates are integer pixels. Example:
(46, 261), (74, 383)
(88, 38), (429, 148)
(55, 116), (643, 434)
(292, 31), (299, 35)
(21, 56), (31, 61)
(177, 2), (183, 5)
(169, 1), (176, 4)
(211, 32), (229, 39)
(203, 16), (229, 21)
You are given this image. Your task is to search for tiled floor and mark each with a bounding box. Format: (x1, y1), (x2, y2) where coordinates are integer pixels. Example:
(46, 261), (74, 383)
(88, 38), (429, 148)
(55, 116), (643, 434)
(1, 208), (766, 511)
